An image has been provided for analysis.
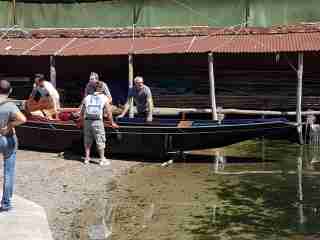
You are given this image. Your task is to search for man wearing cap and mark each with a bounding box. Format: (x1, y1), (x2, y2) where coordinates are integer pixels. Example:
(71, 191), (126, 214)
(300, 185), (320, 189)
(84, 72), (112, 104)
(118, 76), (154, 122)
(0, 80), (26, 212)
(79, 81), (118, 166)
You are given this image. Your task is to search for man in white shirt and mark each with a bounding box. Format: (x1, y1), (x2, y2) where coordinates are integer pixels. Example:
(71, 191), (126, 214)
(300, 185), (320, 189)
(27, 74), (60, 119)
(79, 81), (118, 166)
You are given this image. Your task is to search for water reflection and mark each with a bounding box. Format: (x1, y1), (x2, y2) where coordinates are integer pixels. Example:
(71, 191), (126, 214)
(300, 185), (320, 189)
(111, 140), (320, 240)
(186, 142), (320, 240)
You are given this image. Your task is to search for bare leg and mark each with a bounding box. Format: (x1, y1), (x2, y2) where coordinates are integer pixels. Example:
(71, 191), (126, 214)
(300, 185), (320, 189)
(84, 144), (91, 163)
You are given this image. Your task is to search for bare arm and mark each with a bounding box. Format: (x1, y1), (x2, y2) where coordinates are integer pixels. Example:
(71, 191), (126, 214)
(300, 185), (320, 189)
(104, 102), (118, 128)
(146, 97), (153, 122)
(117, 99), (130, 118)
(103, 102), (113, 123)
(8, 111), (27, 129)
(79, 100), (85, 121)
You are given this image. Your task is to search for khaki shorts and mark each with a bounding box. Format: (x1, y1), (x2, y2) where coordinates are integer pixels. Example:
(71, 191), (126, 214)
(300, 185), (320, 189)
(83, 120), (106, 149)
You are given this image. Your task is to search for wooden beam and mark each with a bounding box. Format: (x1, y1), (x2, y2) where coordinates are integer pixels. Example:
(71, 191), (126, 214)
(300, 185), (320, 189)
(50, 56), (56, 87)
(12, 0), (16, 25)
(208, 52), (218, 120)
(153, 107), (320, 117)
(297, 53), (304, 144)
(128, 54), (134, 118)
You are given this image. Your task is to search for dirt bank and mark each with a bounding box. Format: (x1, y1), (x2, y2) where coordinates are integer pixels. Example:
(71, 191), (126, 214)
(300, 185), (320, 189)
(0, 149), (139, 240)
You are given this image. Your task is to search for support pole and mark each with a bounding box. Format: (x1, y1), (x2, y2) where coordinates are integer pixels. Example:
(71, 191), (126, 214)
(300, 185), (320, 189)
(50, 55), (56, 87)
(128, 54), (134, 118)
(297, 146), (305, 228)
(12, 0), (16, 25)
(208, 52), (218, 120)
(297, 53), (304, 144)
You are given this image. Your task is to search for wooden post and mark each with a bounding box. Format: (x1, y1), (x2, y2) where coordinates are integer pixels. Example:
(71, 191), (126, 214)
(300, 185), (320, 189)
(12, 0), (16, 25)
(50, 56), (56, 87)
(128, 54), (134, 118)
(297, 53), (304, 144)
(208, 52), (218, 120)
(297, 146), (305, 226)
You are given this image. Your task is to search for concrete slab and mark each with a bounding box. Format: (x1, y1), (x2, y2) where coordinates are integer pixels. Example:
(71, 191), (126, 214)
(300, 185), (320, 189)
(0, 193), (53, 240)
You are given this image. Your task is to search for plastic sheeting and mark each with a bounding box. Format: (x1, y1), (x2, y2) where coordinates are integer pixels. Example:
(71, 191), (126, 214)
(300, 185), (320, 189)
(0, 1), (13, 27)
(135, 0), (246, 27)
(15, 0), (134, 28)
(248, 0), (320, 27)
(0, 0), (320, 28)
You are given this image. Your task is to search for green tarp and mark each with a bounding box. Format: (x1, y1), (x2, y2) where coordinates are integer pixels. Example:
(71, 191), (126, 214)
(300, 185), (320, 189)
(135, 0), (246, 27)
(16, 1), (133, 28)
(248, 0), (320, 27)
(0, 1), (13, 27)
(0, 0), (320, 28)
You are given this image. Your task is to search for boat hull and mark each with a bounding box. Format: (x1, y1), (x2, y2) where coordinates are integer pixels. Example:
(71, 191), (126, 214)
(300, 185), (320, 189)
(15, 118), (295, 158)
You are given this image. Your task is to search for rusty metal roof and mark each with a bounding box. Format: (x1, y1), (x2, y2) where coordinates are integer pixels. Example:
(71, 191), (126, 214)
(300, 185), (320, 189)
(1, 25), (320, 56)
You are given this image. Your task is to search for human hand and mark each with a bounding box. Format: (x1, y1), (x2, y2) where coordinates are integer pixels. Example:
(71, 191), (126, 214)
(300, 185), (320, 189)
(0, 126), (11, 136)
(111, 122), (119, 129)
(146, 115), (153, 122)
(116, 114), (124, 119)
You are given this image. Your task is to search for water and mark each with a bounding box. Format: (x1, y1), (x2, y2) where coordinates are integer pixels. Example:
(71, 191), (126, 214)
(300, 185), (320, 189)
(111, 140), (320, 240)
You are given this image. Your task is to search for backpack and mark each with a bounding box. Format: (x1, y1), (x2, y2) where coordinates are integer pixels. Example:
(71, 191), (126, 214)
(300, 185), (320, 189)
(84, 95), (105, 120)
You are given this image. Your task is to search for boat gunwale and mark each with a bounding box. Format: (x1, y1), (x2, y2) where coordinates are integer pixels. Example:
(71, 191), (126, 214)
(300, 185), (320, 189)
(24, 119), (290, 129)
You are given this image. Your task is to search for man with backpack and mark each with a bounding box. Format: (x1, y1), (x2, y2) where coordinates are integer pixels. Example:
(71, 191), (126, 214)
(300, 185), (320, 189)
(79, 81), (118, 166)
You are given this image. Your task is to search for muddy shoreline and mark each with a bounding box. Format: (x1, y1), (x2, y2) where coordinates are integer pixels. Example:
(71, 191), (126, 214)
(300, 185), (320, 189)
(0, 149), (140, 240)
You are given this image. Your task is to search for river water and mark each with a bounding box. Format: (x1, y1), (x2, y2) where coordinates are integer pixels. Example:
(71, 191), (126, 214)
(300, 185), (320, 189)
(111, 140), (320, 240)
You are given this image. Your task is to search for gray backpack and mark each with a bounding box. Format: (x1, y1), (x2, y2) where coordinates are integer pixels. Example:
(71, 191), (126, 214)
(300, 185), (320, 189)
(85, 95), (104, 120)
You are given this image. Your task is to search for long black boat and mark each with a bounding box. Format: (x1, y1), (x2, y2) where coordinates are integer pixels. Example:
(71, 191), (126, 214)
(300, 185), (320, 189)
(15, 110), (296, 158)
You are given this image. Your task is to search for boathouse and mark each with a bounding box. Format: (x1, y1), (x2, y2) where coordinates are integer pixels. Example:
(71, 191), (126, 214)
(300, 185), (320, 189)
(0, 0), (320, 113)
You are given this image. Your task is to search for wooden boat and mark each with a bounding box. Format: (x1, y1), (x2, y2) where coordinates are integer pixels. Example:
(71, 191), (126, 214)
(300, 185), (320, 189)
(14, 108), (296, 158)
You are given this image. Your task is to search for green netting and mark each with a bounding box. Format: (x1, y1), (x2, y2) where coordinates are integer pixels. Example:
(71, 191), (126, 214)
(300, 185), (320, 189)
(17, 0), (125, 2)
(5, 0), (320, 28)
(16, 0), (133, 28)
(135, 0), (247, 27)
(0, 1), (13, 27)
(248, 0), (320, 27)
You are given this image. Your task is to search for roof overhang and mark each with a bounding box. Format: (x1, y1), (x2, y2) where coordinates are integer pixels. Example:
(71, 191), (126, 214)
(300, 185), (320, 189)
(1, 25), (320, 56)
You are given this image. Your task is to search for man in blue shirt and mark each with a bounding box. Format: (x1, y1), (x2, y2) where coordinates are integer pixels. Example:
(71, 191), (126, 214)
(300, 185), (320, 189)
(118, 76), (154, 122)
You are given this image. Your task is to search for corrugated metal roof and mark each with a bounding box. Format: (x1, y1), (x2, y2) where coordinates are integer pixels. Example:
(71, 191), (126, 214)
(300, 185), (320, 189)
(1, 32), (320, 56)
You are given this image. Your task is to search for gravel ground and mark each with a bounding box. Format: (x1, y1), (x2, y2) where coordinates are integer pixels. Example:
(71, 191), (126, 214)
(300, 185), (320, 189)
(0, 149), (140, 240)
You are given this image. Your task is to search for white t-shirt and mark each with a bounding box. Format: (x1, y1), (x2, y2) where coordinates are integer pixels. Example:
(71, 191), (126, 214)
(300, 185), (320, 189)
(83, 93), (108, 120)
(43, 81), (60, 102)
